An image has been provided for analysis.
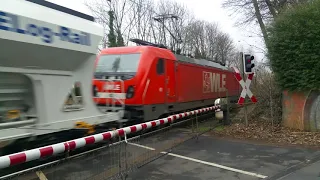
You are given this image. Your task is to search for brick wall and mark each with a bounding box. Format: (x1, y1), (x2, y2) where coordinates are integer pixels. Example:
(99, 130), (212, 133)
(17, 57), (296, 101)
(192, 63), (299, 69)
(282, 90), (309, 130)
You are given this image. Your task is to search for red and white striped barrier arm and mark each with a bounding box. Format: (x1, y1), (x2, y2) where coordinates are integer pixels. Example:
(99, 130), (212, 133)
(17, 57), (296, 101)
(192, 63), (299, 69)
(233, 67), (257, 105)
(0, 105), (220, 169)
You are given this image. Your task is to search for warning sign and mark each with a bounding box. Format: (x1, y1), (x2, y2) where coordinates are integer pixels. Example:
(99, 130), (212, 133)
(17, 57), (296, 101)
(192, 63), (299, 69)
(62, 82), (84, 111)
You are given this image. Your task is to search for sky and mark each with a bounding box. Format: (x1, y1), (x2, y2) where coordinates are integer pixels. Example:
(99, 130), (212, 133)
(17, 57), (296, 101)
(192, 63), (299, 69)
(47, 0), (266, 61)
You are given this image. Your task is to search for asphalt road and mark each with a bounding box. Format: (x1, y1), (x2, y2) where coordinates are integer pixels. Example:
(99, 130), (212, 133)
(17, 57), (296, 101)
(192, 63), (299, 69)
(275, 160), (320, 180)
(127, 134), (320, 180)
(7, 128), (320, 180)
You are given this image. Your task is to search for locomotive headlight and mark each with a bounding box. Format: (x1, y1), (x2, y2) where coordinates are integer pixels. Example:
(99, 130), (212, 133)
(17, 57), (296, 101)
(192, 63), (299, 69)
(126, 86), (135, 99)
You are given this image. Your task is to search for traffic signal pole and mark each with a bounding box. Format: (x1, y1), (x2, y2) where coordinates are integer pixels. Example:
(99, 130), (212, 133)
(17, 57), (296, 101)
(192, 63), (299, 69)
(240, 52), (249, 126)
(234, 52), (256, 127)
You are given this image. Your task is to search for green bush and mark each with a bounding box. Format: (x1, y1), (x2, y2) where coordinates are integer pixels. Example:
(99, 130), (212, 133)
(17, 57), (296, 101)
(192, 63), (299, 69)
(267, 0), (320, 91)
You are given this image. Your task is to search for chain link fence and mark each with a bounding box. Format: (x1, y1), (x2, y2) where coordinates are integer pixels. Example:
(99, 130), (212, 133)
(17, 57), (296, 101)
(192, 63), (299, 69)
(2, 110), (220, 180)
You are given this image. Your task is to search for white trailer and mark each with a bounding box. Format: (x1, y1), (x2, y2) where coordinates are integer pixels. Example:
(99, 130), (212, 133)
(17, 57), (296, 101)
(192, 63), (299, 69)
(0, 0), (123, 155)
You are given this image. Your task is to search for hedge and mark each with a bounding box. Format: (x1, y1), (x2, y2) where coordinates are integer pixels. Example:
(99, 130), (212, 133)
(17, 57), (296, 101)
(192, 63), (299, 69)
(267, 0), (320, 91)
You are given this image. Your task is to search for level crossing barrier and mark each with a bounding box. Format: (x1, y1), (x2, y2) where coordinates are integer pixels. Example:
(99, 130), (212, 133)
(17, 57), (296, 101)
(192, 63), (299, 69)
(0, 105), (222, 180)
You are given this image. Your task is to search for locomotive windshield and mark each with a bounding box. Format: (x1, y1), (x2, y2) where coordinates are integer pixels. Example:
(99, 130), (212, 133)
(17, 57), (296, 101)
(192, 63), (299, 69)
(95, 53), (141, 73)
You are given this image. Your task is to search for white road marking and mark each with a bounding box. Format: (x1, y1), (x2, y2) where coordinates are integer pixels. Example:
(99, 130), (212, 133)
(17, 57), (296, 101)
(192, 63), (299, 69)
(36, 171), (48, 180)
(128, 143), (268, 179)
(130, 143), (156, 150)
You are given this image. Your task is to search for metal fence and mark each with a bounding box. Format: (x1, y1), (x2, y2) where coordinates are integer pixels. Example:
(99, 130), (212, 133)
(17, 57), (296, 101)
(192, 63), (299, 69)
(0, 107), (220, 180)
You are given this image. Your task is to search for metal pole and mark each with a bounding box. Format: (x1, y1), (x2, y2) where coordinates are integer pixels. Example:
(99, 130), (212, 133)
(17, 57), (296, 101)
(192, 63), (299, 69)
(118, 136), (122, 177)
(240, 52), (248, 126)
(192, 115), (194, 133)
(196, 113), (199, 141)
(212, 108), (215, 128)
(226, 89), (230, 125)
(124, 132), (128, 180)
(118, 122), (123, 178)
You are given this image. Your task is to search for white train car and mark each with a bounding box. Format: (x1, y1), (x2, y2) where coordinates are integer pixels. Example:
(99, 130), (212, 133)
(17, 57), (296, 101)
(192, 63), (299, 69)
(0, 0), (123, 155)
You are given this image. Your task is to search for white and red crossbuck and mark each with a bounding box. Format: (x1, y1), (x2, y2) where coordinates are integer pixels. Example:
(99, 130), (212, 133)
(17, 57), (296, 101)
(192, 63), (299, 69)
(232, 67), (257, 105)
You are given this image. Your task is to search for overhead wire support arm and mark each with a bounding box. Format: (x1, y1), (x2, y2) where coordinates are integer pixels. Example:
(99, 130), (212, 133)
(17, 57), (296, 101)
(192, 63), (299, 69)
(152, 14), (183, 45)
(129, 38), (167, 49)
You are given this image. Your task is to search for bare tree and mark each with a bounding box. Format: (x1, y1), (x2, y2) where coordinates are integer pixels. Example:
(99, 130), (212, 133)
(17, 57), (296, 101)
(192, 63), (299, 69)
(252, 0), (268, 42)
(86, 0), (137, 46)
(222, 0), (310, 43)
(182, 20), (235, 64)
(151, 0), (193, 49)
(125, 0), (154, 41)
(226, 50), (242, 69)
(203, 22), (219, 60)
(183, 20), (206, 58)
(215, 32), (234, 64)
(86, 0), (236, 63)
(222, 0), (269, 42)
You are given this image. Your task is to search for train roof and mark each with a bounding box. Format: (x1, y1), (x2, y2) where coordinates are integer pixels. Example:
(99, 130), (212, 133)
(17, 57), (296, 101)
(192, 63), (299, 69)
(101, 46), (230, 71)
(26, 0), (94, 21)
(175, 54), (229, 71)
(100, 46), (150, 54)
(126, 38), (230, 71)
(0, 0), (103, 71)
(1, 0), (103, 52)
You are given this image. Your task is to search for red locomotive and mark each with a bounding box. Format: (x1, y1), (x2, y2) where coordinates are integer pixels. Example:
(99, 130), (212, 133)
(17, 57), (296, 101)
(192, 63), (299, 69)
(92, 39), (241, 122)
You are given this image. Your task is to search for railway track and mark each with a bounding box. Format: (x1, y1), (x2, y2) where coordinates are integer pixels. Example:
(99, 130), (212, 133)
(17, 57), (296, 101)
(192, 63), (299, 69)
(0, 110), (221, 180)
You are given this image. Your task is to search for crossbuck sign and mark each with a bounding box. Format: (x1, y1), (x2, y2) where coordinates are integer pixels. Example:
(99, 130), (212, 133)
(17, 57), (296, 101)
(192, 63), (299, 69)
(232, 67), (257, 105)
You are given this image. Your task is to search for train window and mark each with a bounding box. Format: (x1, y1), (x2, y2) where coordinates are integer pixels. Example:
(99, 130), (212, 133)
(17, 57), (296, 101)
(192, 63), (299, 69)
(157, 58), (164, 75)
(95, 53), (141, 73)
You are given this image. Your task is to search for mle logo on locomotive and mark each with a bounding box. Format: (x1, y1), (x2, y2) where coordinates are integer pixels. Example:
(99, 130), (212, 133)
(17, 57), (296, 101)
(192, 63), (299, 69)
(104, 84), (121, 91)
(203, 71), (227, 93)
